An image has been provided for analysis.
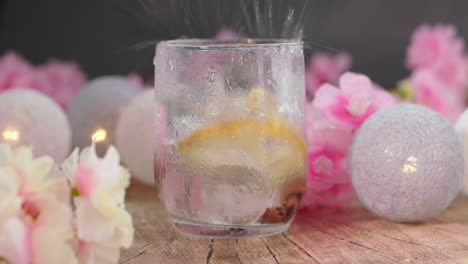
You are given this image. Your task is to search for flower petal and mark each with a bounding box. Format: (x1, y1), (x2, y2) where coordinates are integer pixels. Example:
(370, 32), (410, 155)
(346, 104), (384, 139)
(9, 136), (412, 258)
(0, 217), (29, 264)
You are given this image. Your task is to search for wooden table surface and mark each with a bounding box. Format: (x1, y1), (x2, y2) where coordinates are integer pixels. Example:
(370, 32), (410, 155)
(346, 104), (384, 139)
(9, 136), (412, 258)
(121, 181), (468, 264)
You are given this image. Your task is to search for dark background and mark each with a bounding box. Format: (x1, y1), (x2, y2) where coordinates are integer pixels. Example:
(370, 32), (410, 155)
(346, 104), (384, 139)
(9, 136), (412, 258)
(0, 0), (467, 87)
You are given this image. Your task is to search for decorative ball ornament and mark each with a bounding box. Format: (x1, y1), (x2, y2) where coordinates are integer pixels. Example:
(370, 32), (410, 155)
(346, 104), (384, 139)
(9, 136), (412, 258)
(455, 108), (468, 193)
(0, 90), (71, 161)
(116, 89), (155, 185)
(67, 76), (142, 156)
(350, 104), (464, 222)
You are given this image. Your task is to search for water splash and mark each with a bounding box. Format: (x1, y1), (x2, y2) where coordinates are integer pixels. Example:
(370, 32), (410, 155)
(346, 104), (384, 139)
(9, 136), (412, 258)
(126, 0), (312, 40)
(115, 0), (319, 74)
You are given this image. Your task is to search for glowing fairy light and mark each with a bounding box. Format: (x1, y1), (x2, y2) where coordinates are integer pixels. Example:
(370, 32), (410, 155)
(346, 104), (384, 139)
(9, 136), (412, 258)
(402, 156), (418, 174)
(91, 128), (107, 143)
(3, 129), (20, 142)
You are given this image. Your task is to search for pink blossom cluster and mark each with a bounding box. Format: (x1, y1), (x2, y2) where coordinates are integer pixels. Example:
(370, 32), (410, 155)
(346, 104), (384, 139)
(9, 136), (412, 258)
(305, 52), (352, 100)
(406, 24), (468, 122)
(302, 72), (397, 209)
(127, 72), (153, 89)
(0, 143), (134, 264)
(0, 51), (87, 110)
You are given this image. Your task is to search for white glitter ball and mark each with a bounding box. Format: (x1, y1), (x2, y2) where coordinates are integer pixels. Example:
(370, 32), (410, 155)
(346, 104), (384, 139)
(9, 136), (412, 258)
(67, 76), (142, 156)
(0, 90), (71, 161)
(116, 89), (155, 185)
(455, 108), (468, 193)
(350, 104), (464, 222)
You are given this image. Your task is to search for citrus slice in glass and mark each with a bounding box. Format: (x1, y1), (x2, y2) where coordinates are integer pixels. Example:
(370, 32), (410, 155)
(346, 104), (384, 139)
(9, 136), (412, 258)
(177, 116), (307, 186)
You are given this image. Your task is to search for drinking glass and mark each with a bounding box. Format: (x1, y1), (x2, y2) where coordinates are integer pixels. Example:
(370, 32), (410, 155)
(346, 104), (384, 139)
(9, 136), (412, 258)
(154, 39), (307, 238)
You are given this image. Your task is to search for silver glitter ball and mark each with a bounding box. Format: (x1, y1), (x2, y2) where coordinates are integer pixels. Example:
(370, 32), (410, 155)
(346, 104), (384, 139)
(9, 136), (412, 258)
(350, 104), (464, 222)
(0, 90), (71, 162)
(455, 108), (468, 194)
(68, 76), (142, 156)
(116, 89), (155, 185)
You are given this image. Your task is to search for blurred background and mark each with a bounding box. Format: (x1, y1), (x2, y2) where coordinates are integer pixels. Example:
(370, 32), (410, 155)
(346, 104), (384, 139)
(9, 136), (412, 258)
(0, 0), (467, 87)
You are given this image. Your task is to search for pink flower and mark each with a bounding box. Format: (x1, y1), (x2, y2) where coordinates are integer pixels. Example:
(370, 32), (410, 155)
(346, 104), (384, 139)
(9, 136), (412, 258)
(214, 28), (244, 41)
(411, 69), (464, 122)
(0, 51), (86, 110)
(407, 24), (464, 70)
(0, 217), (29, 264)
(303, 73), (398, 209)
(301, 103), (355, 208)
(430, 56), (467, 95)
(305, 103), (353, 151)
(305, 52), (351, 99)
(302, 183), (354, 209)
(37, 60), (86, 110)
(0, 144), (76, 264)
(62, 144), (134, 264)
(406, 24), (468, 97)
(127, 72), (153, 89)
(0, 195), (76, 264)
(0, 51), (45, 91)
(313, 72), (396, 130)
(127, 72), (145, 87)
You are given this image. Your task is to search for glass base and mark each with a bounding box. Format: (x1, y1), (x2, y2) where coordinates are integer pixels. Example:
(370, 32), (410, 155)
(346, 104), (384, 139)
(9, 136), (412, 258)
(171, 218), (291, 239)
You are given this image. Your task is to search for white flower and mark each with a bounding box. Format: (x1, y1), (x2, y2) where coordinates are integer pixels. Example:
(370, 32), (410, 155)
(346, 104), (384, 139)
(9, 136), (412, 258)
(0, 217), (29, 264)
(0, 194), (77, 264)
(0, 169), (22, 221)
(0, 143), (77, 264)
(62, 144), (134, 263)
(28, 193), (77, 264)
(0, 144), (69, 202)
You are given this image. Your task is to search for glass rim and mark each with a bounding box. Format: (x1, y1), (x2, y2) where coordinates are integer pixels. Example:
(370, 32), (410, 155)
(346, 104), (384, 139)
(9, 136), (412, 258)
(158, 38), (303, 50)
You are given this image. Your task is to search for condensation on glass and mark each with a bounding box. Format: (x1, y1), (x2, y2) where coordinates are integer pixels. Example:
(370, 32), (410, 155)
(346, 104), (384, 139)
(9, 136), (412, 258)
(154, 39), (307, 238)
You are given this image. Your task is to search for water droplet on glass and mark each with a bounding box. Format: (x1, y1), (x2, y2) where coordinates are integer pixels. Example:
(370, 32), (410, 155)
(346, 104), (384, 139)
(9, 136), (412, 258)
(209, 73), (216, 83)
(169, 60), (174, 71)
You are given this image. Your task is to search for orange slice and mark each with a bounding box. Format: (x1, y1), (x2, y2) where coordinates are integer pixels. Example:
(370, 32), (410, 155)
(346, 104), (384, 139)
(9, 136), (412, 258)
(177, 116), (307, 186)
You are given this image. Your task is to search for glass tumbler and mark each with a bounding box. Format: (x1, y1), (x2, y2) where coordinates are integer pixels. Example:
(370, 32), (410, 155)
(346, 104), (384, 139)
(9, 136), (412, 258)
(154, 39), (307, 238)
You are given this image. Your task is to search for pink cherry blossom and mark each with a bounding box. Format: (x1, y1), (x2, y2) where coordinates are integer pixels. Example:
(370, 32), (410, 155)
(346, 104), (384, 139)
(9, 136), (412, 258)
(62, 144), (134, 264)
(407, 24), (464, 70)
(0, 144), (76, 264)
(36, 59), (86, 110)
(0, 142), (135, 263)
(430, 56), (467, 95)
(305, 103), (353, 151)
(313, 72), (396, 130)
(0, 51), (86, 110)
(305, 52), (352, 99)
(214, 28), (244, 41)
(0, 51), (45, 92)
(127, 72), (145, 86)
(127, 72), (153, 89)
(411, 69), (464, 122)
(301, 183), (354, 209)
(406, 24), (468, 100)
(0, 217), (30, 264)
(303, 72), (398, 209)
(301, 103), (354, 208)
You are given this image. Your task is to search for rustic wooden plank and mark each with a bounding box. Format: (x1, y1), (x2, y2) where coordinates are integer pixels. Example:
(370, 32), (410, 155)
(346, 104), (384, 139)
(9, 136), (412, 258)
(121, 181), (468, 264)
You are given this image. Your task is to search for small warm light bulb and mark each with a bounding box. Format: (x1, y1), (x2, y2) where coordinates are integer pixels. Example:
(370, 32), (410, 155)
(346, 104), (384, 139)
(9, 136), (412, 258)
(92, 128), (107, 143)
(3, 129), (20, 142)
(402, 156), (418, 174)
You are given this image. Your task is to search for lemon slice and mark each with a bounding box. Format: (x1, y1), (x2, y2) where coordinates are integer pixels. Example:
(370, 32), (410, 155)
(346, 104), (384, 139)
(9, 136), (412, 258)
(247, 86), (277, 117)
(177, 116), (307, 186)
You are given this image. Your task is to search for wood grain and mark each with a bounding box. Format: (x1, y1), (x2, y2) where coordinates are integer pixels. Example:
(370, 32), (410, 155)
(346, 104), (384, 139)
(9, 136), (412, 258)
(121, 181), (468, 264)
